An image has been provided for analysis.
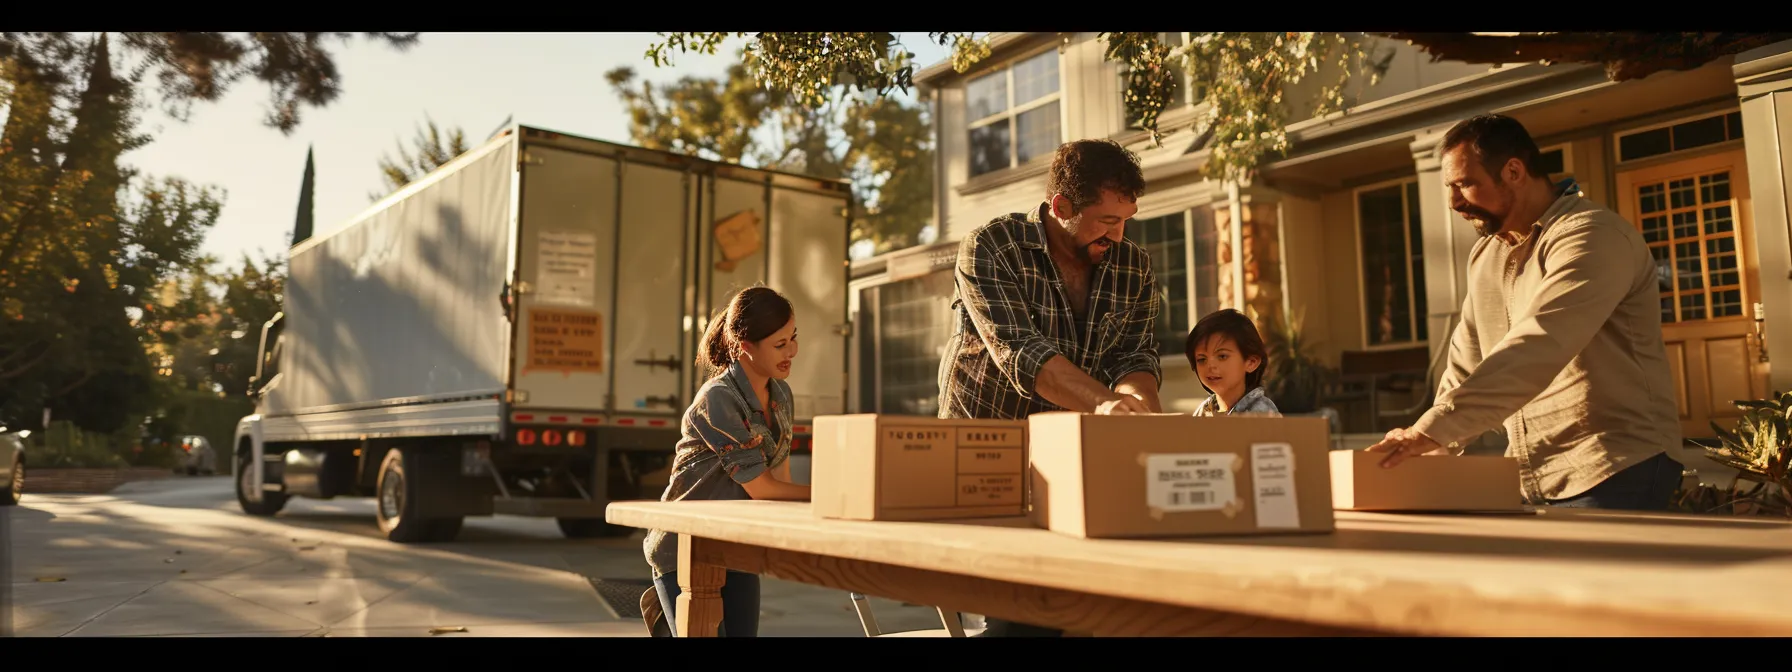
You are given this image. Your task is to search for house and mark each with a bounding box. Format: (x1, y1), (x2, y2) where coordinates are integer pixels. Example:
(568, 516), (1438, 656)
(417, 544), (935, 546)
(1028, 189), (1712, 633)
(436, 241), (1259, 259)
(846, 32), (1792, 443)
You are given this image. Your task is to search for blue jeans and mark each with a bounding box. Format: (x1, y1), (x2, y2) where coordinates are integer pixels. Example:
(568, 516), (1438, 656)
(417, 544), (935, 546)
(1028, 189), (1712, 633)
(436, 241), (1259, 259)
(653, 570), (761, 637)
(1546, 451), (1683, 511)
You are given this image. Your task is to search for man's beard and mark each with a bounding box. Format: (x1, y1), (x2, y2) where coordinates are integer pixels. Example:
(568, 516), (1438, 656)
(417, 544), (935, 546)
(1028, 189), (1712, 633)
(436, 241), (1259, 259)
(1079, 237), (1112, 263)
(1458, 205), (1502, 237)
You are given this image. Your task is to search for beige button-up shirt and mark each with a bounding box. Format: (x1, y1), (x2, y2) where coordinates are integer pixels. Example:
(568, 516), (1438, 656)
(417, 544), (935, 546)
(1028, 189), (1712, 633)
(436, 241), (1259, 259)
(1411, 187), (1682, 503)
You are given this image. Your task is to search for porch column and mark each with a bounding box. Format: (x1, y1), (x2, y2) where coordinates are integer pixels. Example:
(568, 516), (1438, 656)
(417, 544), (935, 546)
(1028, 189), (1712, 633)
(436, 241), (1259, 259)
(1410, 128), (1479, 384)
(1733, 39), (1792, 394)
(1212, 184), (1287, 333)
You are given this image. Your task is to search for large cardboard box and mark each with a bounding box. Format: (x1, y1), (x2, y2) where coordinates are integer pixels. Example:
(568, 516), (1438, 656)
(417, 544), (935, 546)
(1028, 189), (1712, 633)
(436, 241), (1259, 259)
(1329, 450), (1525, 512)
(811, 414), (1029, 521)
(1026, 412), (1335, 539)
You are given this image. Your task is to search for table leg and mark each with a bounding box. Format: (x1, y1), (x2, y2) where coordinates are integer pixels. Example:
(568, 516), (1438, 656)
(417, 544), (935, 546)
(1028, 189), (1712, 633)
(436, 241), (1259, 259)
(676, 532), (727, 638)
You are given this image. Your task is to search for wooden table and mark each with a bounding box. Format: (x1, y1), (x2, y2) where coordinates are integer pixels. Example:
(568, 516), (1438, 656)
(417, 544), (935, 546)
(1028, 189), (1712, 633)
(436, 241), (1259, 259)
(604, 500), (1792, 637)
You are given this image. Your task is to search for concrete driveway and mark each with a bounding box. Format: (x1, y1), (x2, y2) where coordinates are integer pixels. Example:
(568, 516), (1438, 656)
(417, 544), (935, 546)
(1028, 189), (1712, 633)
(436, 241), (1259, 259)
(0, 476), (946, 637)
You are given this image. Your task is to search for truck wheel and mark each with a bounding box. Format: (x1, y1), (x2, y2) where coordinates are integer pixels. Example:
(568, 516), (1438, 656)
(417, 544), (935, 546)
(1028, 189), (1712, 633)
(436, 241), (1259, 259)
(3, 458), (21, 506)
(376, 448), (462, 543)
(236, 451), (287, 516)
(556, 517), (632, 539)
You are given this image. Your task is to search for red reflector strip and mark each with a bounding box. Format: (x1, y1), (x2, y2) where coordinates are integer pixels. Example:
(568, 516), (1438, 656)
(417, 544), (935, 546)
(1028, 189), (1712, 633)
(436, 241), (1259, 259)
(794, 425), (810, 433)
(582, 417), (602, 424)
(648, 419), (667, 427)
(515, 414), (534, 422)
(617, 418), (636, 426)
(549, 415), (568, 423)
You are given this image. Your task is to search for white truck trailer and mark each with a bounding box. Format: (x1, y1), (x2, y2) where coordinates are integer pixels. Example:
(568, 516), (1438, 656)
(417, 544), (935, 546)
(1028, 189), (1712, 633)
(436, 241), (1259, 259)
(233, 125), (852, 543)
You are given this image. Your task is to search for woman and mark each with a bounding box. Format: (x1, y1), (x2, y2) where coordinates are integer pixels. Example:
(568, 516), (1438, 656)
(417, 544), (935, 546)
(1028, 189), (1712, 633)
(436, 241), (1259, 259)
(640, 285), (811, 637)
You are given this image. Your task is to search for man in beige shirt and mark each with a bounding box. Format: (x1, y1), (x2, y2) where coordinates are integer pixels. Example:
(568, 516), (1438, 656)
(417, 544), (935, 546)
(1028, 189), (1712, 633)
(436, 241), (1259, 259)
(1369, 114), (1685, 511)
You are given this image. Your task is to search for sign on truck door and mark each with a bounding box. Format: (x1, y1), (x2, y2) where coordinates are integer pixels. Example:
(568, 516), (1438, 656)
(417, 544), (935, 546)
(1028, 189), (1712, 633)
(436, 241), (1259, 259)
(511, 146), (618, 413)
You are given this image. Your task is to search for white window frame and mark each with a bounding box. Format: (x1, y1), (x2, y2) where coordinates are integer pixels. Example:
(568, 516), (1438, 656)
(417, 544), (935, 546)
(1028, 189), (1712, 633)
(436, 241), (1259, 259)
(1611, 107), (1743, 167)
(966, 46), (1065, 177)
(1351, 176), (1426, 350)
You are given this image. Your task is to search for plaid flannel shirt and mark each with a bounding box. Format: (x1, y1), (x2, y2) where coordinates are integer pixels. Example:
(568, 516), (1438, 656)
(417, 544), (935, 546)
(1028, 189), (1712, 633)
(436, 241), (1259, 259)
(937, 203), (1163, 420)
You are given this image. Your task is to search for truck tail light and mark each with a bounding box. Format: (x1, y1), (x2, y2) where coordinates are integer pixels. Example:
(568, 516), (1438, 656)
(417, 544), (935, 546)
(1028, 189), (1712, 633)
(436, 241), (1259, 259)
(568, 430), (586, 447)
(542, 430), (562, 446)
(516, 429), (536, 445)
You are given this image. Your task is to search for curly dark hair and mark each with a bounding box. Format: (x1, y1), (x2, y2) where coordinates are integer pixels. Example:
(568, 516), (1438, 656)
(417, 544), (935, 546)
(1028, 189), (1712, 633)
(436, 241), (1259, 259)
(1440, 114), (1549, 182)
(1046, 139), (1146, 214)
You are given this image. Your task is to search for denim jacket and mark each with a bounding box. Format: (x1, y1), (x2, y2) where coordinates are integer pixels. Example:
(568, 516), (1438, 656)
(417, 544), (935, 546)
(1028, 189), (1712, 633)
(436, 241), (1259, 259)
(642, 360), (794, 575)
(1192, 386), (1282, 417)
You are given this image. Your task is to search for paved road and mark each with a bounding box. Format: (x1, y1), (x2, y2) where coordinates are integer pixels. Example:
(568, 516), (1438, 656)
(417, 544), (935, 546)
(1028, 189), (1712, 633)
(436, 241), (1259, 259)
(1, 476), (947, 637)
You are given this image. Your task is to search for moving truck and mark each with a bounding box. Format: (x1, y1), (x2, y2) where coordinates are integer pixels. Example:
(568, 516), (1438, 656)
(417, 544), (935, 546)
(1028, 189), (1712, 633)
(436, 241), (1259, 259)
(233, 125), (852, 542)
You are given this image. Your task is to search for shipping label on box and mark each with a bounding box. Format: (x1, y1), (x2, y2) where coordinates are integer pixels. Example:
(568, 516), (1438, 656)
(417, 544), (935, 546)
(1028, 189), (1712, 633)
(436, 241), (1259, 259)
(1029, 413), (1334, 539)
(812, 414), (1028, 521)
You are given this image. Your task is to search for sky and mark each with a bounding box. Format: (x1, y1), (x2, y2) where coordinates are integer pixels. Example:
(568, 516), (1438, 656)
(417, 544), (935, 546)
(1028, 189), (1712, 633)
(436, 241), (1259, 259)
(118, 32), (949, 272)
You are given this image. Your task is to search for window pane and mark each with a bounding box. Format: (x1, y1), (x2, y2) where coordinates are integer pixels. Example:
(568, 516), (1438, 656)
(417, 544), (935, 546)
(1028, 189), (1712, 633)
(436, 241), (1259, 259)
(1016, 104), (1060, 165)
(1190, 207), (1220, 324)
(1405, 181), (1428, 341)
(1672, 115), (1727, 152)
(876, 274), (954, 416)
(1619, 127), (1671, 162)
(1538, 149), (1565, 176)
(1358, 184), (1412, 345)
(966, 71), (1007, 121)
(1012, 50), (1060, 106)
(1123, 213), (1190, 348)
(969, 122), (1011, 177)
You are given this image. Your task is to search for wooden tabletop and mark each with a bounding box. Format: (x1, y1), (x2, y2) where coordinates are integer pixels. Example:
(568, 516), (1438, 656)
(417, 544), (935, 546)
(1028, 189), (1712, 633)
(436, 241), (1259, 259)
(607, 500), (1792, 637)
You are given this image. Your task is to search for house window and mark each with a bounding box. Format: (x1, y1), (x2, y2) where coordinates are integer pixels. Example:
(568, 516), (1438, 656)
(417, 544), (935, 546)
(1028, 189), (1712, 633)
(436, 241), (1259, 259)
(967, 48), (1062, 178)
(1636, 169), (1746, 323)
(1124, 212), (1190, 349)
(1356, 179), (1428, 346)
(1119, 32), (1201, 131)
(1537, 144), (1575, 182)
(1616, 110), (1744, 164)
(1188, 206), (1220, 323)
(870, 271), (957, 416)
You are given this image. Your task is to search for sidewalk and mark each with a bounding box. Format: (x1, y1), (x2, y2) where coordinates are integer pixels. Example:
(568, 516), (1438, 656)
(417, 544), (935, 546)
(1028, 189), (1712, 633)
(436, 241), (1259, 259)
(3, 478), (946, 637)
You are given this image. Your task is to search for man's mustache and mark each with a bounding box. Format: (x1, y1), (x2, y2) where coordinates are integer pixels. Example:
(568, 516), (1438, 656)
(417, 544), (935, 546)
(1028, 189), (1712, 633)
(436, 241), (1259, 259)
(1457, 206), (1496, 222)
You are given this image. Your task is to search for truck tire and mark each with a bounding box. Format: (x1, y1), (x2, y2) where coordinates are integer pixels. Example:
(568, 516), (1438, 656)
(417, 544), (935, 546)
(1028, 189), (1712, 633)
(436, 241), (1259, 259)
(375, 447), (463, 543)
(3, 457), (21, 506)
(556, 517), (632, 539)
(236, 450), (287, 516)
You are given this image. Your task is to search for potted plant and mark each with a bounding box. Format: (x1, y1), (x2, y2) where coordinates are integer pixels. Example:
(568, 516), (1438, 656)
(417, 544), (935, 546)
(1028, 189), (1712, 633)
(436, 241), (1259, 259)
(1691, 390), (1792, 517)
(1262, 310), (1330, 415)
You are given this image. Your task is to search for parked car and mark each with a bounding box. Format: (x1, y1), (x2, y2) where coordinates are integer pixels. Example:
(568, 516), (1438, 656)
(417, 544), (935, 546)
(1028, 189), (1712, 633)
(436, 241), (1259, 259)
(2, 423), (26, 506)
(177, 435), (216, 476)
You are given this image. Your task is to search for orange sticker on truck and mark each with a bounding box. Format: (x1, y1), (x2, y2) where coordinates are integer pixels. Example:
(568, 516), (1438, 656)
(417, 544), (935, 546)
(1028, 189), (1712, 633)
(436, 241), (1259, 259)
(525, 308), (604, 376)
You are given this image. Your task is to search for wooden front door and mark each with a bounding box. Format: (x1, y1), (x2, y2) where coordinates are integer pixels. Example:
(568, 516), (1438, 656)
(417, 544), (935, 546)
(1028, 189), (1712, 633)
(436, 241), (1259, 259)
(1616, 148), (1771, 439)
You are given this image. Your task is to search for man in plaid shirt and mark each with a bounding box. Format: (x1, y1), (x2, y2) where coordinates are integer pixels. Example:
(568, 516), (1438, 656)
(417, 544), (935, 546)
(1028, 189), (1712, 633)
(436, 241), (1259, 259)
(936, 139), (1163, 637)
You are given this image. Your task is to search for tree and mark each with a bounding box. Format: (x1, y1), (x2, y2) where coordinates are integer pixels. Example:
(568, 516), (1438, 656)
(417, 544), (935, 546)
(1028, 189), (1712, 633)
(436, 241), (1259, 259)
(641, 32), (1792, 183)
(371, 116), (469, 200)
(0, 32), (421, 134)
(0, 34), (222, 433)
(293, 145), (315, 245)
(606, 53), (935, 254)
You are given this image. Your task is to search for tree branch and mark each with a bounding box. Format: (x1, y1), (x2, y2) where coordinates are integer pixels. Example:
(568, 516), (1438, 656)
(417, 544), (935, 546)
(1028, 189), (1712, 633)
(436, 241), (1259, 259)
(0, 342), (51, 379)
(51, 367), (97, 397)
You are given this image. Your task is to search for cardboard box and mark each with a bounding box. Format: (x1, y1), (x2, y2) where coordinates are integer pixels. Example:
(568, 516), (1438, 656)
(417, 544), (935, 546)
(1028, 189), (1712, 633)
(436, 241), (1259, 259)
(1026, 412), (1335, 539)
(1329, 450), (1524, 512)
(811, 414), (1029, 521)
